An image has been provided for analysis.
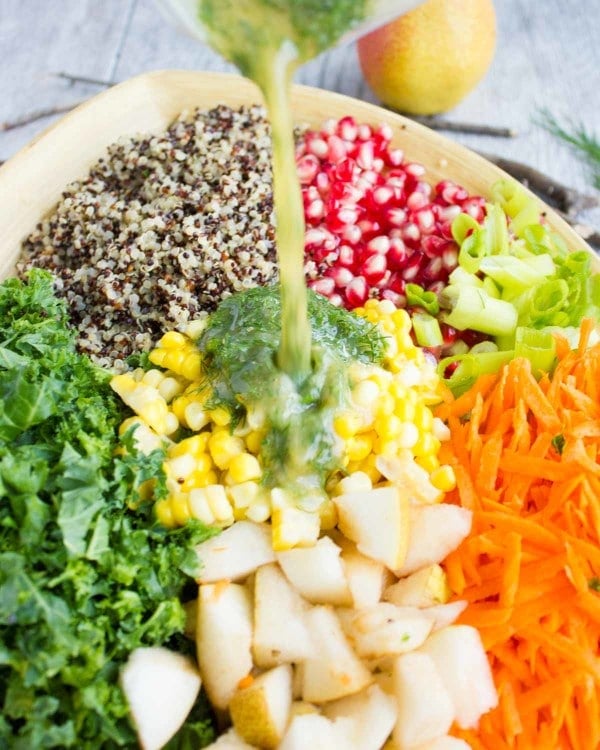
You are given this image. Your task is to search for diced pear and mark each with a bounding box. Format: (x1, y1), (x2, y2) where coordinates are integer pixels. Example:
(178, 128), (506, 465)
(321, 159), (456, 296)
(341, 547), (388, 609)
(392, 651), (455, 748)
(338, 603), (433, 659)
(278, 713), (354, 750)
(418, 625), (498, 729)
(375, 455), (442, 504)
(410, 737), (472, 750)
(384, 564), (451, 608)
(290, 700), (320, 717)
(301, 605), (373, 703)
(253, 563), (314, 667)
(333, 486), (410, 570)
(322, 684), (398, 750)
(394, 505), (472, 577)
(196, 582), (253, 710)
(203, 727), (258, 748)
(195, 522), (275, 583)
(229, 664), (293, 749)
(120, 647), (201, 750)
(277, 536), (352, 606)
(426, 600), (468, 631)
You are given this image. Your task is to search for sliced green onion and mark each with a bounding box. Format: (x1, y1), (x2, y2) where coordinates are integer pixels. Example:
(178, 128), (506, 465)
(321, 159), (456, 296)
(486, 203), (510, 255)
(479, 254), (554, 295)
(514, 326), (557, 376)
(438, 350), (514, 396)
(451, 213), (480, 246)
(440, 285), (518, 337)
(412, 312), (443, 347)
(448, 266), (483, 288)
(405, 283), (440, 315)
(458, 228), (487, 273)
(482, 276), (501, 299)
(525, 279), (570, 325)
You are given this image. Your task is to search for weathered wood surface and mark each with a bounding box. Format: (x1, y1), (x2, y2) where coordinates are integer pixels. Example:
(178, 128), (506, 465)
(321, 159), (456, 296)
(1, 0), (599, 224)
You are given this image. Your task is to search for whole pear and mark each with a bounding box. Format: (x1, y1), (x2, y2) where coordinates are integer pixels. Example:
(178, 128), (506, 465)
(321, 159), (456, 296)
(357, 0), (496, 115)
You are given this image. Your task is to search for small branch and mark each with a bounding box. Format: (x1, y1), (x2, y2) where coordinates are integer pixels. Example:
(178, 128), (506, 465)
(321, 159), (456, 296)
(478, 151), (600, 216)
(55, 71), (116, 88)
(0, 100), (88, 132)
(410, 116), (517, 138)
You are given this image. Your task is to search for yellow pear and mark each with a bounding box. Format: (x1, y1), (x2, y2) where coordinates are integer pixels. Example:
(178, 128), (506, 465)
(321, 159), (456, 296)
(357, 0), (496, 115)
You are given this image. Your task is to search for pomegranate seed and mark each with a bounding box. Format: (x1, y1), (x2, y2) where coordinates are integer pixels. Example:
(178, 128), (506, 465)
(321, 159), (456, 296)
(376, 123), (393, 143)
(338, 245), (356, 268)
(327, 135), (347, 163)
(337, 116), (358, 142)
(321, 119), (337, 136)
(315, 171), (330, 195)
(305, 227), (329, 247)
(421, 235), (448, 258)
(309, 277), (336, 297)
(402, 255), (423, 281)
(345, 276), (369, 307)
(436, 204), (462, 222)
(387, 148), (404, 166)
(335, 206), (360, 225)
(325, 266), (354, 287)
(462, 196), (486, 221)
(335, 158), (357, 182)
(357, 219), (381, 237)
(329, 293), (344, 307)
(404, 162), (426, 178)
(361, 253), (387, 285)
(385, 207), (407, 227)
(423, 257), (443, 280)
(340, 224), (362, 245)
(381, 289), (406, 307)
(306, 137), (329, 159)
(407, 191), (429, 211)
(366, 236), (391, 255)
(442, 246), (459, 269)
(414, 207), (435, 233)
(372, 157), (385, 172)
(356, 140), (375, 170)
(297, 154), (319, 184)
(387, 237), (408, 269)
(357, 123), (373, 141)
(306, 199), (325, 221)
(401, 222), (421, 246)
(372, 186), (395, 206)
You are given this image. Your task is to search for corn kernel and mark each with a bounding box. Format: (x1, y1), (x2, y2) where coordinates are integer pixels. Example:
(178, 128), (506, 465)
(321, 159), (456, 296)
(374, 413), (403, 441)
(227, 453), (262, 484)
(158, 376), (184, 402)
(397, 422), (419, 449)
(142, 369), (164, 388)
(334, 412), (362, 439)
(352, 378), (380, 409)
(149, 349), (167, 367)
(187, 489), (215, 525)
(432, 417), (451, 442)
(245, 496), (271, 523)
(168, 454), (196, 482)
(165, 412), (179, 435)
(335, 471), (373, 495)
(319, 499), (337, 530)
(430, 465), (457, 493)
(416, 454), (441, 474)
(413, 432), (440, 458)
(271, 507), (320, 551)
(170, 492), (191, 525)
(163, 349), (186, 373)
(208, 431), (244, 470)
(209, 407), (231, 427)
(181, 352), (202, 381)
(245, 429), (265, 455)
(155, 499), (175, 528)
(205, 485), (234, 525)
(169, 433), (210, 458)
(171, 395), (189, 424)
(375, 392), (395, 417)
(159, 331), (188, 348)
(185, 402), (209, 432)
(228, 481), (260, 510)
(185, 318), (208, 340)
(345, 433), (374, 462)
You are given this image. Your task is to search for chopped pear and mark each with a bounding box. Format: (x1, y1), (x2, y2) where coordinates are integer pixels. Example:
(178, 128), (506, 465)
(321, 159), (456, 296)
(195, 521), (275, 583)
(333, 486), (410, 570)
(323, 684), (397, 750)
(203, 727), (258, 748)
(196, 582), (253, 710)
(418, 625), (498, 729)
(290, 700), (320, 717)
(301, 605), (373, 703)
(392, 651), (455, 748)
(253, 563), (314, 667)
(229, 664), (293, 749)
(394, 505), (472, 577)
(120, 647), (201, 750)
(338, 603), (433, 659)
(341, 547), (388, 609)
(410, 737), (471, 750)
(426, 600), (468, 631)
(277, 536), (352, 606)
(278, 713), (354, 750)
(384, 564), (451, 608)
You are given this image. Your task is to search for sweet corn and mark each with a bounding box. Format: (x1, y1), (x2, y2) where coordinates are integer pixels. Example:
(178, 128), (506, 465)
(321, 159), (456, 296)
(169, 433), (210, 458)
(170, 492), (191, 526)
(208, 430), (245, 470)
(110, 374), (170, 435)
(227, 453), (262, 484)
(345, 433), (374, 463)
(271, 507), (320, 551)
(334, 412), (363, 440)
(187, 489), (215, 525)
(430, 464), (457, 493)
(155, 499), (175, 528)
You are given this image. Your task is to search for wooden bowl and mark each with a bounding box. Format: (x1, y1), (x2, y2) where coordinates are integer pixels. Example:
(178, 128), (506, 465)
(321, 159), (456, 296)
(0, 69), (597, 281)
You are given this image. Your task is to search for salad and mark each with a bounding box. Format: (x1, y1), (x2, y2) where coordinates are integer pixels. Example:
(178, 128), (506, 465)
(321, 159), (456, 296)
(1, 109), (599, 750)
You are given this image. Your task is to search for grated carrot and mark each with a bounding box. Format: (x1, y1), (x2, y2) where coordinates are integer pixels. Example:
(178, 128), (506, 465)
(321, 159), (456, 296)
(437, 334), (600, 749)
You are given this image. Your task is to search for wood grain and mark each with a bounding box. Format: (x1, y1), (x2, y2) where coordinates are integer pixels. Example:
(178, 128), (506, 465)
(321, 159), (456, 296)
(0, 70), (596, 282)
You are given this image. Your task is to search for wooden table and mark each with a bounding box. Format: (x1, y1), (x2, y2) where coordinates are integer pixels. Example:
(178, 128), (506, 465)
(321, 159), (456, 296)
(1, 0), (599, 229)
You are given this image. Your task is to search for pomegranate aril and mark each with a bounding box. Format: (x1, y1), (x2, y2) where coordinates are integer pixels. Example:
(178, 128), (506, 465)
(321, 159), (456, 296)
(340, 224), (362, 245)
(404, 162), (426, 178)
(366, 236), (391, 255)
(461, 196), (486, 221)
(297, 154), (319, 184)
(327, 135), (348, 163)
(386, 148), (404, 166)
(401, 222), (421, 246)
(306, 199), (325, 221)
(325, 266), (354, 288)
(337, 116), (358, 142)
(309, 277), (336, 297)
(381, 289), (406, 307)
(329, 293), (344, 307)
(376, 122), (393, 143)
(414, 207), (435, 233)
(315, 171), (330, 195)
(442, 246), (459, 269)
(357, 123), (373, 141)
(338, 245), (356, 268)
(306, 137), (329, 159)
(385, 207), (408, 228)
(372, 185), (395, 206)
(356, 140), (375, 169)
(345, 276), (369, 307)
(401, 255), (424, 282)
(422, 257), (443, 280)
(361, 253), (388, 285)
(387, 238), (408, 269)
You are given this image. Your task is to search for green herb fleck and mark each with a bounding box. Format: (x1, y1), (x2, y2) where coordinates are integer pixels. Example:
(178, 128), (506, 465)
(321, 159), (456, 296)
(551, 434), (566, 455)
(589, 577), (600, 593)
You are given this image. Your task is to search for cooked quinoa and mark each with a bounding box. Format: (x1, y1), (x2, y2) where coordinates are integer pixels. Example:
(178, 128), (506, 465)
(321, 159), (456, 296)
(18, 104), (278, 371)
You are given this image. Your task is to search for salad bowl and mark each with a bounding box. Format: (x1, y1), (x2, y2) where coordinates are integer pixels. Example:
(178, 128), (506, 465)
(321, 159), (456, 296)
(0, 69), (597, 279)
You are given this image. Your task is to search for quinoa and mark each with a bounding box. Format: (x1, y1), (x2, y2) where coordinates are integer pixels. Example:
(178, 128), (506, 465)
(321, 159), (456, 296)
(17, 104), (278, 372)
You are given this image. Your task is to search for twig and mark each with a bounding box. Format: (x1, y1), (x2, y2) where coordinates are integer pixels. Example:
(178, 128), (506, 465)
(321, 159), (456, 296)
(478, 151), (600, 217)
(0, 100), (88, 132)
(55, 71), (116, 88)
(406, 114), (517, 138)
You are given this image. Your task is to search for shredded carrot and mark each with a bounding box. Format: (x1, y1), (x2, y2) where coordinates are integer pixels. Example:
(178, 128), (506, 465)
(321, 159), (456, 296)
(437, 335), (600, 749)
